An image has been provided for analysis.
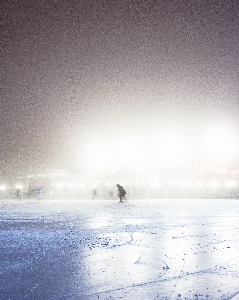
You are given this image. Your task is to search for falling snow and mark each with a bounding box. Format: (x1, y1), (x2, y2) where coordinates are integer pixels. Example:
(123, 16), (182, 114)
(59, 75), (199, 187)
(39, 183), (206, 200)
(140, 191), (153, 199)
(2, 0), (239, 177)
(2, 1), (239, 298)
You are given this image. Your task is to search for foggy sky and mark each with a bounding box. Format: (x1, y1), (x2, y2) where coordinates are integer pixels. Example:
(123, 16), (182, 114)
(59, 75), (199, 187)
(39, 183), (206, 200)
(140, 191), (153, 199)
(2, 0), (239, 176)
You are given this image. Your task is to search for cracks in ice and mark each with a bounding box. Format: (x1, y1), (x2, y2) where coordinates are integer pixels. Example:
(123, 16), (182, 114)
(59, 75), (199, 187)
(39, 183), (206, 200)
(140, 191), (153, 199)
(84, 255), (238, 299)
(85, 267), (216, 298)
(133, 251), (145, 264)
(226, 290), (239, 300)
(109, 232), (134, 249)
(175, 260), (186, 283)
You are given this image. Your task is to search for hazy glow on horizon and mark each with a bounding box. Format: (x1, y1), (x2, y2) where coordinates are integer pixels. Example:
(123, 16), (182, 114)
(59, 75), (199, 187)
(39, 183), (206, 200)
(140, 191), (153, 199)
(2, 0), (239, 177)
(202, 127), (238, 161)
(78, 127), (239, 170)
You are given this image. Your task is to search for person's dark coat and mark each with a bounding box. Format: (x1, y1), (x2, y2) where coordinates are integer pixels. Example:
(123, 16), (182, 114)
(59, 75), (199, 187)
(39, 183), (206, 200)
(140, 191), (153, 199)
(116, 184), (126, 196)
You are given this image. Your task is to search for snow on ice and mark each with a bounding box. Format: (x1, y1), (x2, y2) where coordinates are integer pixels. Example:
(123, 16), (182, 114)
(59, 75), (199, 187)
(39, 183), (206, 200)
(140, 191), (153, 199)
(1, 198), (239, 299)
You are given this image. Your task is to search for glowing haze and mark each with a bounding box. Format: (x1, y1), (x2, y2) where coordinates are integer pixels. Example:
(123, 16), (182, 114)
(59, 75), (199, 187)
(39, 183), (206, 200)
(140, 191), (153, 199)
(2, 0), (239, 179)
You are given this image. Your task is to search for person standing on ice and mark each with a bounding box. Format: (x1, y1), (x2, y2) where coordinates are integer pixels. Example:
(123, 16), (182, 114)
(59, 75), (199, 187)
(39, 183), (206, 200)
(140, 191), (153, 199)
(37, 187), (42, 198)
(91, 188), (98, 200)
(16, 189), (21, 200)
(116, 184), (126, 203)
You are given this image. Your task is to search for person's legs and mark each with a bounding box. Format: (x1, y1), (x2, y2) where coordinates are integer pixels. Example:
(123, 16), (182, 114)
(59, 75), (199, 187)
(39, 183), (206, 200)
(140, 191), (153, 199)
(119, 194), (123, 203)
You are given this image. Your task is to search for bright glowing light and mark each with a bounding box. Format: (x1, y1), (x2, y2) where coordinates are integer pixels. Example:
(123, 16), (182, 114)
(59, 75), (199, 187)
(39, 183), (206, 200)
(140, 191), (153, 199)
(202, 128), (238, 160)
(15, 184), (23, 189)
(92, 181), (99, 188)
(225, 179), (238, 189)
(56, 183), (62, 189)
(67, 182), (73, 188)
(155, 133), (189, 162)
(84, 140), (112, 161)
(117, 136), (145, 163)
(209, 181), (220, 189)
(168, 179), (178, 185)
(181, 180), (191, 188)
(79, 182), (85, 189)
(81, 139), (113, 172)
(196, 181), (203, 187)
(149, 177), (161, 188)
(0, 185), (6, 191)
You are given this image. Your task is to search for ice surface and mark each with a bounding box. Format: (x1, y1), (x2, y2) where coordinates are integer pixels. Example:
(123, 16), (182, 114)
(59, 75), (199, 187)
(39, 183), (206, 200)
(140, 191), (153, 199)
(1, 199), (239, 300)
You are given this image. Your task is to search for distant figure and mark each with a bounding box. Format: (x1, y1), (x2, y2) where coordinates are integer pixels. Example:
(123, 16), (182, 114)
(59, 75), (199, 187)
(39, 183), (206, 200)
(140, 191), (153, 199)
(116, 184), (126, 203)
(16, 189), (21, 200)
(92, 188), (98, 200)
(107, 189), (114, 200)
(37, 188), (42, 198)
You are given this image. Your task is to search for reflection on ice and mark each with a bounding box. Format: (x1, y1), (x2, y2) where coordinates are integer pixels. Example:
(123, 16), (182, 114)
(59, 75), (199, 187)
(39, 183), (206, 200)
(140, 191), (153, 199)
(1, 199), (239, 299)
(87, 214), (111, 228)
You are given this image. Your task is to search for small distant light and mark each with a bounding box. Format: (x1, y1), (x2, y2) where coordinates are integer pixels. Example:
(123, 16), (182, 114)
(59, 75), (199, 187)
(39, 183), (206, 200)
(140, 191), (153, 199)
(15, 184), (23, 189)
(0, 185), (6, 191)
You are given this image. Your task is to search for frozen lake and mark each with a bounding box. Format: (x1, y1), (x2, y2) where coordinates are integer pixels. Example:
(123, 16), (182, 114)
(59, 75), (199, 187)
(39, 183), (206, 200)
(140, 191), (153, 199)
(1, 198), (239, 300)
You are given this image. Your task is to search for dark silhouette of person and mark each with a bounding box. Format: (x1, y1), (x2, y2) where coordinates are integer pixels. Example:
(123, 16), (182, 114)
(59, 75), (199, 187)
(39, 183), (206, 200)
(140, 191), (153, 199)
(37, 187), (42, 197)
(16, 189), (21, 200)
(107, 189), (114, 200)
(92, 188), (98, 200)
(116, 184), (126, 203)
